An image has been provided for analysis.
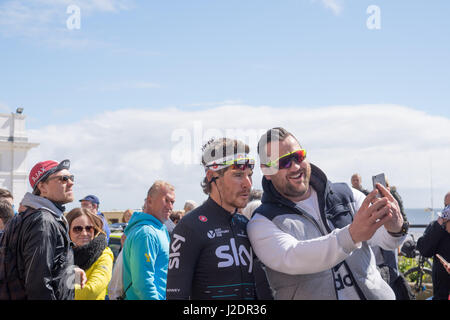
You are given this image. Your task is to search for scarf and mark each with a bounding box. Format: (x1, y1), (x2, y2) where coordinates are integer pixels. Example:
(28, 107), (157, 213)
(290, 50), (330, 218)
(73, 233), (107, 271)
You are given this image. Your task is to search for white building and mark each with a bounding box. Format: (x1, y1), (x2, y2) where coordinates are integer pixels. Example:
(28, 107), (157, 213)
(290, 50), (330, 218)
(0, 111), (39, 207)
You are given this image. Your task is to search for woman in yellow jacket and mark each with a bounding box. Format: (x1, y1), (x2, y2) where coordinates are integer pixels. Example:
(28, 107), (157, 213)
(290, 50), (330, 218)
(66, 208), (114, 300)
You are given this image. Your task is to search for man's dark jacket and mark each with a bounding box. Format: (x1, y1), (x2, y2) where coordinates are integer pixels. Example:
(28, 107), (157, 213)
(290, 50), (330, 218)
(417, 220), (450, 300)
(0, 193), (74, 300)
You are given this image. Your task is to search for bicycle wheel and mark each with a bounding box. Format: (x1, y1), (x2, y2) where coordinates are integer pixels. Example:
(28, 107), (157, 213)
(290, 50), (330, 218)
(404, 267), (432, 279)
(424, 259), (433, 270)
(404, 267), (432, 292)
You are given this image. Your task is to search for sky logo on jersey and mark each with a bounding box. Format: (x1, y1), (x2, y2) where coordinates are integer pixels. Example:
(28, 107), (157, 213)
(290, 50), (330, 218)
(215, 238), (253, 273)
(169, 233), (186, 270)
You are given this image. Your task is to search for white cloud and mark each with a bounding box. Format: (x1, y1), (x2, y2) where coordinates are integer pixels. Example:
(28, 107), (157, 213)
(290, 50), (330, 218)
(323, 0), (343, 15)
(0, 0), (134, 46)
(26, 104), (450, 212)
(74, 0), (133, 13)
(186, 100), (244, 108)
(312, 0), (343, 16)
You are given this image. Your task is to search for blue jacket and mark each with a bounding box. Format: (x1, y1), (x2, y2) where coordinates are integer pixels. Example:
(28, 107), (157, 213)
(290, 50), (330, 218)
(122, 211), (170, 300)
(97, 211), (111, 244)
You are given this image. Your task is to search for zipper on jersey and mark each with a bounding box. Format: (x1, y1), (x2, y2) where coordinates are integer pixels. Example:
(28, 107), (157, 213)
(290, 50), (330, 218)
(229, 214), (255, 300)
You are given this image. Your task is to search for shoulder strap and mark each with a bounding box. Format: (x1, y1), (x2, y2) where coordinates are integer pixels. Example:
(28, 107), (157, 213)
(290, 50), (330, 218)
(119, 281), (133, 300)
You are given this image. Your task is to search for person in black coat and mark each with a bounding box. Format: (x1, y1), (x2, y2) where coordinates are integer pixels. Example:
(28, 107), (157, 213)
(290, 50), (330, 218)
(417, 205), (450, 300)
(0, 159), (86, 300)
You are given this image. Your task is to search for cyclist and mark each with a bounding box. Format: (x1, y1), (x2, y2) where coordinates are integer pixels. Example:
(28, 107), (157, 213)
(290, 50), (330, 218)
(166, 138), (261, 300)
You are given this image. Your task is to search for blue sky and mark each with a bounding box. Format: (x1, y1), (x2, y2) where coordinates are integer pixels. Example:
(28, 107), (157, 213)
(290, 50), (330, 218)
(1, 0), (449, 127)
(0, 1), (449, 211)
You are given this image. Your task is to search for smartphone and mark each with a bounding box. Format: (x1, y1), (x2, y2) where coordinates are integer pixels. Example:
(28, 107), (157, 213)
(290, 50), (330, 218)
(372, 173), (387, 198)
(436, 254), (449, 266)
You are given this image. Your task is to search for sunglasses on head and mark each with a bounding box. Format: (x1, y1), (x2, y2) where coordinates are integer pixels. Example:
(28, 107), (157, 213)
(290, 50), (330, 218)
(47, 175), (75, 183)
(265, 149), (307, 169)
(72, 225), (94, 233)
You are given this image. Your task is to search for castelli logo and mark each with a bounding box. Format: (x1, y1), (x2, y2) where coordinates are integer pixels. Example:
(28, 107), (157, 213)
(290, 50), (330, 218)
(198, 215), (208, 222)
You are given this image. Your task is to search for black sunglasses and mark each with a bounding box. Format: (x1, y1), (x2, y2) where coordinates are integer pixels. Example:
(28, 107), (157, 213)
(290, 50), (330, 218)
(72, 225), (94, 233)
(264, 149), (307, 170)
(47, 175), (75, 183)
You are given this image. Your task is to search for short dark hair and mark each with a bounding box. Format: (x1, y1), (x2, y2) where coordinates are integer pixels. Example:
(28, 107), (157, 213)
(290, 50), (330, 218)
(0, 188), (13, 200)
(0, 200), (14, 226)
(170, 210), (185, 224)
(257, 127), (297, 163)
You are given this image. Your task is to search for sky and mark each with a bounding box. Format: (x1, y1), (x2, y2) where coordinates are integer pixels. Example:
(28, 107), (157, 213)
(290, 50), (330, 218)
(0, 0), (449, 211)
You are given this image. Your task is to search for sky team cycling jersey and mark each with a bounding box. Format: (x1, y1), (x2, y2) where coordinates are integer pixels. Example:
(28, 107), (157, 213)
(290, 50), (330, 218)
(166, 197), (257, 300)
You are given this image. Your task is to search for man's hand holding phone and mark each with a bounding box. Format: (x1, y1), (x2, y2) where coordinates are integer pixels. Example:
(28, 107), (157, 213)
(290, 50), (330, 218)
(372, 173), (387, 198)
(349, 189), (392, 243)
(436, 254), (450, 274)
(371, 173), (403, 235)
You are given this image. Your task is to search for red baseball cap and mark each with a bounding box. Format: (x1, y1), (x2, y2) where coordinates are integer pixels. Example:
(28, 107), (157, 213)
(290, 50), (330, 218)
(29, 159), (71, 191)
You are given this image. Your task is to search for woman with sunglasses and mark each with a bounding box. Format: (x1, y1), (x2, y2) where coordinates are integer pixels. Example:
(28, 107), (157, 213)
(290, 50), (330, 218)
(66, 208), (114, 300)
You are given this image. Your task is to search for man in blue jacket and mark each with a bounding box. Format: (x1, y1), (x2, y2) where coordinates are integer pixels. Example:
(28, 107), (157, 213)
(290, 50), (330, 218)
(122, 180), (175, 300)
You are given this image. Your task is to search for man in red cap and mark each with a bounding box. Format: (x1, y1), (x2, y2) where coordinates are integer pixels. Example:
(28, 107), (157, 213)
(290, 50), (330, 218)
(0, 159), (86, 300)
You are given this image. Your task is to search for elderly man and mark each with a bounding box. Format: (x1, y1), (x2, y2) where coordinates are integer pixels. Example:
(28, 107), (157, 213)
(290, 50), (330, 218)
(122, 180), (175, 300)
(183, 200), (197, 214)
(247, 127), (407, 300)
(351, 173), (370, 196)
(0, 159), (85, 300)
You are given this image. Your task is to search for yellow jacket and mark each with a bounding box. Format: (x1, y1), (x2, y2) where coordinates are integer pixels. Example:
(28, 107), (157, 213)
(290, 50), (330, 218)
(75, 246), (114, 300)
